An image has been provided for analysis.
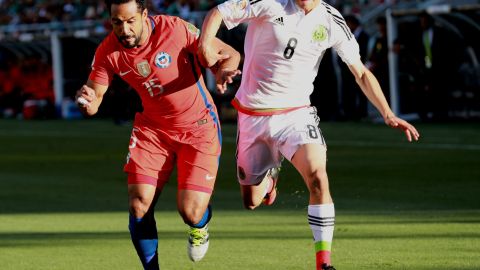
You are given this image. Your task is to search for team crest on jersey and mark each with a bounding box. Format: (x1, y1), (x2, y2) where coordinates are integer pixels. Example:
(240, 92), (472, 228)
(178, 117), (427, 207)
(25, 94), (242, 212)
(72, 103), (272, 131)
(137, 60), (151, 77)
(312, 25), (328, 42)
(186, 22), (200, 38)
(227, 0), (247, 17)
(155, 52), (172, 69)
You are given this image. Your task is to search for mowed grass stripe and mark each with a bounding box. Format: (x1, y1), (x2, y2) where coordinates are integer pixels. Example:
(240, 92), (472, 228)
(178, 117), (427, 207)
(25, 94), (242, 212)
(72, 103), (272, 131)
(0, 211), (479, 270)
(0, 119), (479, 269)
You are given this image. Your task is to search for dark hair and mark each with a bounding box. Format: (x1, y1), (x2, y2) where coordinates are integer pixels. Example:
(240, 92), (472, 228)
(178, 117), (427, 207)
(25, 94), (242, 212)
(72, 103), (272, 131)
(105, 0), (146, 14)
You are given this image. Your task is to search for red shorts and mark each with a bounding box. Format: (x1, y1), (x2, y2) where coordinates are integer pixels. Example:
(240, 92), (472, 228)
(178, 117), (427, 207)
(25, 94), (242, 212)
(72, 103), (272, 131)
(124, 114), (221, 194)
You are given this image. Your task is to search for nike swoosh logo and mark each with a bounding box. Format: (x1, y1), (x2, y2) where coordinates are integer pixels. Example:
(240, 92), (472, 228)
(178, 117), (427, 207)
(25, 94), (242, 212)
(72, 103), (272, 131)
(205, 174), (215, 181)
(119, 70), (131, 76)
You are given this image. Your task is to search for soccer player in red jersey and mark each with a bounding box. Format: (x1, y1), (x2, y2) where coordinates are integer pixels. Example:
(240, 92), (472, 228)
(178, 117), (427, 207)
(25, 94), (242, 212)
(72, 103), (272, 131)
(75, 0), (241, 269)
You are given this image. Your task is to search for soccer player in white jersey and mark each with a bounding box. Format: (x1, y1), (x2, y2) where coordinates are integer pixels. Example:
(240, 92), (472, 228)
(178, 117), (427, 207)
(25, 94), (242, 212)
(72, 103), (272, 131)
(198, 0), (420, 269)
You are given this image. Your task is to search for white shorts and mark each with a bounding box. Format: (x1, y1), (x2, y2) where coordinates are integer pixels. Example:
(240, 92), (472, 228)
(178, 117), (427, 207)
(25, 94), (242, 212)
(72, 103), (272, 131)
(236, 106), (326, 185)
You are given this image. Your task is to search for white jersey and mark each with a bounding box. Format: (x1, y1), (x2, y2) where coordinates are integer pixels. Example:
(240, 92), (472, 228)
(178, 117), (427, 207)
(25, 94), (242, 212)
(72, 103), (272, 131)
(218, 0), (361, 112)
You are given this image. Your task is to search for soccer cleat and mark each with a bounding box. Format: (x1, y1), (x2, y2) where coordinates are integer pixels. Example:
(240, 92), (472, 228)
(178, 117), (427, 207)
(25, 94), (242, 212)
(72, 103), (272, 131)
(262, 167), (280, 206)
(187, 225), (209, 262)
(321, 263), (336, 270)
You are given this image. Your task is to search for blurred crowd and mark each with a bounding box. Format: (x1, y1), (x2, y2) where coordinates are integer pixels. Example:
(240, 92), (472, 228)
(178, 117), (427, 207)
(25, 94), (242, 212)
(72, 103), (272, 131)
(0, 56), (54, 119)
(0, 0), (354, 120)
(0, 0), (393, 26)
(0, 0), (477, 121)
(0, 0), (108, 25)
(0, 0), (224, 26)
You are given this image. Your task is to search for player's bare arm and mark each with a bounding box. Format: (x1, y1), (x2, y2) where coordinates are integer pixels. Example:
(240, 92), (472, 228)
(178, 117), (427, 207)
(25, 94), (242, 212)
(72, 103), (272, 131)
(209, 38), (242, 93)
(75, 79), (108, 116)
(348, 61), (420, 142)
(198, 7), (242, 93)
(197, 7), (225, 68)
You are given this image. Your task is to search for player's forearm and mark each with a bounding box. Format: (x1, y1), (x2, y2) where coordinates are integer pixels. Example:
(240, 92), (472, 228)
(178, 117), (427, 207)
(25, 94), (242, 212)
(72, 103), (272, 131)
(199, 7), (223, 48)
(356, 69), (394, 119)
(217, 45), (241, 72)
(76, 80), (107, 116)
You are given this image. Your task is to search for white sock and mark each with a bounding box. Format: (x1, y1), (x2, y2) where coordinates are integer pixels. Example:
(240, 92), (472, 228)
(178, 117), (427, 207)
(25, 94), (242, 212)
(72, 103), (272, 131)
(308, 203), (335, 241)
(308, 204), (335, 267)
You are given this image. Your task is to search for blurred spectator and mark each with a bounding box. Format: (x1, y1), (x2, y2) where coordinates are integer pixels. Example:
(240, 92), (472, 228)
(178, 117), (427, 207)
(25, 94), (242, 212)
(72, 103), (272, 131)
(392, 34), (422, 115)
(0, 56), (55, 119)
(366, 16), (390, 101)
(412, 12), (464, 121)
(165, 0), (195, 18)
(339, 14), (369, 120)
(0, 0), (108, 26)
(198, 0), (219, 11)
(0, 0), (232, 26)
(0, 59), (23, 118)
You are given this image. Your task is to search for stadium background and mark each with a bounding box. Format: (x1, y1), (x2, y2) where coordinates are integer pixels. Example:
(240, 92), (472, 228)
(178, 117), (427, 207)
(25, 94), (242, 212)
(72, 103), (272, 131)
(0, 0), (479, 122)
(0, 0), (479, 269)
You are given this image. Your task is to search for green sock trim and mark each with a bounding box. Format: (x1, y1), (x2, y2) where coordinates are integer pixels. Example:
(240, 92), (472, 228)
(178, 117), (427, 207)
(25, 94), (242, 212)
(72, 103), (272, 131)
(315, 241), (332, 252)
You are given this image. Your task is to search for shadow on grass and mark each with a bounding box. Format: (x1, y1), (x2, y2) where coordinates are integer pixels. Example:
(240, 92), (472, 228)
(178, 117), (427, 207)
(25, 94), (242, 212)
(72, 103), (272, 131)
(1, 225), (479, 247)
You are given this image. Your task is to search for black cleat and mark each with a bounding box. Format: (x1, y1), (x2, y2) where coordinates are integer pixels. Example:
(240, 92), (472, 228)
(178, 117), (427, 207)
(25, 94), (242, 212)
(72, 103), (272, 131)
(321, 264), (336, 270)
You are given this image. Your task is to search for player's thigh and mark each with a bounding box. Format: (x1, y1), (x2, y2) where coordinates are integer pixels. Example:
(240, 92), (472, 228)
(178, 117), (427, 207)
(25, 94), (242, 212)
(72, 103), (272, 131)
(290, 143), (327, 181)
(124, 125), (175, 183)
(176, 124), (221, 195)
(176, 144), (218, 219)
(236, 114), (282, 186)
(277, 106), (326, 161)
(278, 107), (328, 183)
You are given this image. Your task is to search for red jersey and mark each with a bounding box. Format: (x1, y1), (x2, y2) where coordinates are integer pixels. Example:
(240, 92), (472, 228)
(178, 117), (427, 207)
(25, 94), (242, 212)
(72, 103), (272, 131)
(89, 15), (217, 130)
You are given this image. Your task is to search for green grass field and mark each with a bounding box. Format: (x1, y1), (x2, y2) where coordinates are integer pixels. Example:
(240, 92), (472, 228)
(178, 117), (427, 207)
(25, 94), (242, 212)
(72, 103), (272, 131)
(0, 119), (479, 269)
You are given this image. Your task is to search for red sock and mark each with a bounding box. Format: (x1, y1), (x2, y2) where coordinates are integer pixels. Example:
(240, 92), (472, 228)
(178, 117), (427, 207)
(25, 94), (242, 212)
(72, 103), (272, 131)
(316, 250), (331, 269)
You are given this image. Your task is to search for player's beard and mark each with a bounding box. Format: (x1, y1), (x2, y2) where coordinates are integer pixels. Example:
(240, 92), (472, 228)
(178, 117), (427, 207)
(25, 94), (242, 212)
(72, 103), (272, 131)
(118, 27), (143, 49)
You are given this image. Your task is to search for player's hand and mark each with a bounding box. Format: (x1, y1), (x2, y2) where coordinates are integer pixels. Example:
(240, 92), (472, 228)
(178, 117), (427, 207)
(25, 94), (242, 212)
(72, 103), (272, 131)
(197, 43), (231, 68)
(75, 85), (96, 110)
(384, 115), (420, 142)
(215, 68), (242, 94)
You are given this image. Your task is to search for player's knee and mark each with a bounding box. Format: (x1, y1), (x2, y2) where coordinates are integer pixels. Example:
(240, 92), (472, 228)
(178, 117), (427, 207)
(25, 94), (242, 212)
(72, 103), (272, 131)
(180, 207), (204, 225)
(129, 197), (151, 218)
(307, 169), (329, 194)
(243, 202), (258, 210)
(242, 197), (260, 210)
(240, 187), (262, 210)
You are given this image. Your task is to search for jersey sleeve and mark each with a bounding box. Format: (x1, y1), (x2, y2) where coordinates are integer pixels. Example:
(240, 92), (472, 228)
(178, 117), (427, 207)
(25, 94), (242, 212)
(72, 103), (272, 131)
(330, 11), (362, 65)
(88, 41), (114, 86)
(218, 0), (274, 29)
(174, 17), (201, 54)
